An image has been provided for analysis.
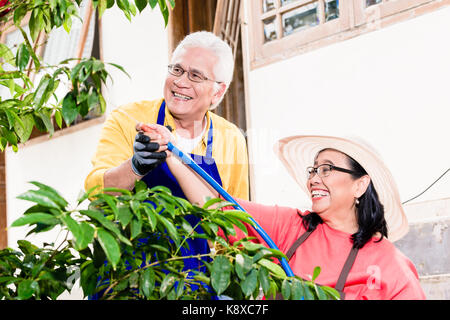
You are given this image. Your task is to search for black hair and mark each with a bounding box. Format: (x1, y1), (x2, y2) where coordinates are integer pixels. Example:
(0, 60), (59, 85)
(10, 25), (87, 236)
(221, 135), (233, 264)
(301, 149), (388, 249)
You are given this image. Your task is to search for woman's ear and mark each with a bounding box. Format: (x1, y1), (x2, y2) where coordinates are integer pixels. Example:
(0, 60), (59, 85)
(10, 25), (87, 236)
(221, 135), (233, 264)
(354, 175), (371, 198)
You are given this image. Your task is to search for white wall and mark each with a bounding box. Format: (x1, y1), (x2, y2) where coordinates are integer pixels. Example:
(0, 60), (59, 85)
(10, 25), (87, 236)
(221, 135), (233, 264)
(100, 6), (169, 110)
(245, 6), (450, 220)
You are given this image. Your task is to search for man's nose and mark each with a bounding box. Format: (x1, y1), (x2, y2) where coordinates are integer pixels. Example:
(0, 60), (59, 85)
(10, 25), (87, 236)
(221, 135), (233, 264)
(173, 72), (191, 87)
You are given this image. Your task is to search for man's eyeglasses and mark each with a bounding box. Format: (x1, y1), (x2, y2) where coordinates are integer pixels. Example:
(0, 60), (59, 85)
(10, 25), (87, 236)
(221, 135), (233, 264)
(168, 64), (221, 83)
(306, 164), (356, 179)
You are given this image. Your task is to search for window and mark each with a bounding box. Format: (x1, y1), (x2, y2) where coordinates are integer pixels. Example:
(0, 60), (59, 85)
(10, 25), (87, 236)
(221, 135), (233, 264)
(353, 0), (434, 27)
(247, 0), (445, 69)
(249, 0), (351, 68)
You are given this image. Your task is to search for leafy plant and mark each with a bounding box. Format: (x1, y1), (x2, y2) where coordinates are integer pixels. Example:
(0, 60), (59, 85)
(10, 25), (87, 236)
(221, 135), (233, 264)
(0, 181), (340, 300)
(0, 0), (175, 152)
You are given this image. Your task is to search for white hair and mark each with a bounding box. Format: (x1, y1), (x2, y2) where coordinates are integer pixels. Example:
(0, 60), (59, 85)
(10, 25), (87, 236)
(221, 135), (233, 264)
(171, 31), (234, 110)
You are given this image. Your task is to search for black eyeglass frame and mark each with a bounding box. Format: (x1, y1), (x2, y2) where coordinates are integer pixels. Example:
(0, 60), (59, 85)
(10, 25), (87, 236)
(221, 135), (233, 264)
(306, 164), (357, 179)
(167, 64), (222, 84)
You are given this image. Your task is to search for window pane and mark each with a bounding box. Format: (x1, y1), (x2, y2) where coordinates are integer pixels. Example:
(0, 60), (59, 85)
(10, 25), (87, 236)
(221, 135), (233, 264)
(263, 17), (278, 42)
(281, 0), (300, 6)
(262, 0), (276, 13)
(282, 2), (319, 36)
(325, 0), (339, 22)
(366, 0), (382, 7)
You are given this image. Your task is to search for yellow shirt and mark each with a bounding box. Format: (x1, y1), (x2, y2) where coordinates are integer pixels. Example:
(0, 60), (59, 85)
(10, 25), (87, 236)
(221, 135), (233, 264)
(85, 98), (249, 200)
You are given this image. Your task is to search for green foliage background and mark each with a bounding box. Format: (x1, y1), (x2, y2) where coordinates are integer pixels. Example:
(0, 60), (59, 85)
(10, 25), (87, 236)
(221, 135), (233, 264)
(0, 0), (173, 151)
(0, 181), (340, 300)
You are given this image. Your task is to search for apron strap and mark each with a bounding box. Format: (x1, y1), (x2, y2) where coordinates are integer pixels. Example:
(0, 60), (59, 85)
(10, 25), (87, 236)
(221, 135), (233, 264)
(334, 246), (359, 299)
(286, 230), (313, 260)
(156, 100), (166, 125)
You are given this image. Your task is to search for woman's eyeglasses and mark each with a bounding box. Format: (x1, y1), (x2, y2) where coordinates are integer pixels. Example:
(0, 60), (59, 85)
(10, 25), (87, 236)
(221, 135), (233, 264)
(306, 164), (356, 179)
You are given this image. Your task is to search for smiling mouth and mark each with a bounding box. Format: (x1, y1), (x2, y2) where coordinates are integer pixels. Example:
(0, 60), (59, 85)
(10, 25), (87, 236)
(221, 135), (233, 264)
(172, 91), (193, 101)
(311, 190), (329, 199)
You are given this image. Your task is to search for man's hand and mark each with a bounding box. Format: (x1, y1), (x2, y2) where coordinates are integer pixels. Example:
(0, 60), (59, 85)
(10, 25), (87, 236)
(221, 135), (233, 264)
(131, 132), (167, 176)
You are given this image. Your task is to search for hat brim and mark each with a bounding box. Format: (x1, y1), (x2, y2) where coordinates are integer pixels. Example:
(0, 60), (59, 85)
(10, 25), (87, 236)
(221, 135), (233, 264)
(274, 135), (409, 242)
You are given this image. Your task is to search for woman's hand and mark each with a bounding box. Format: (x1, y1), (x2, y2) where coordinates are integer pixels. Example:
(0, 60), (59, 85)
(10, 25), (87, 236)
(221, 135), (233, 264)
(135, 123), (175, 155)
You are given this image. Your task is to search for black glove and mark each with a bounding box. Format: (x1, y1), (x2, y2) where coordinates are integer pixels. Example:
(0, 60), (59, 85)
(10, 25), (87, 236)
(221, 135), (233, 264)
(131, 132), (167, 176)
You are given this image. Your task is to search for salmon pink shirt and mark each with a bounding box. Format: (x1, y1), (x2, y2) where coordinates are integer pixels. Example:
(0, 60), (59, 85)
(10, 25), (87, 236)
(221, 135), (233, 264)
(222, 198), (426, 300)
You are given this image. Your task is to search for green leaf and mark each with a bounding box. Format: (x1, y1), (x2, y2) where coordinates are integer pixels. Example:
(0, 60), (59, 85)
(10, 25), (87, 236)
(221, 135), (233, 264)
(29, 181), (68, 209)
(140, 268), (155, 298)
(37, 109), (54, 136)
(14, 113), (34, 143)
(258, 267), (271, 295)
(17, 240), (38, 254)
(321, 285), (341, 300)
(13, 5), (28, 28)
(28, 9), (41, 42)
(211, 256), (231, 295)
(117, 205), (132, 228)
(81, 209), (132, 246)
(17, 190), (61, 210)
(54, 109), (63, 129)
(97, 228), (121, 270)
(257, 259), (286, 279)
(107, 62), (131, 78)
(160, 273), (176, 298)
(281, 279), (291, 300)
(143, 205), (157, 231)
(314, 284), (328, 300)
(240, 268), (258, 297)
(202, 197), (224, 209)
(18, 279), (39, 300)
(61, 214), (93, 250)
(156, 214), (179, 245)
(130, 217), (142, 240)
(11, 213), (57, 227)
(234, 253), (252, 280)
(312, 266), (321, 282)
(157, 0), (169, 26)
(135, 0), (147, 12)
(61, 92), (78, 126)
(291, 278), (304, 300)
(148, 0), (158, 9)
(16, 43), (30, 71)
(0, 43), (15, 66)
(79, 222), (95, 250)
(33, 76), (51, 109)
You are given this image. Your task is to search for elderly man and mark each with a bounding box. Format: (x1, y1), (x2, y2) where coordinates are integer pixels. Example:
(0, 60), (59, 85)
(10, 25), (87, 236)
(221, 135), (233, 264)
(85, 31), (249, 297)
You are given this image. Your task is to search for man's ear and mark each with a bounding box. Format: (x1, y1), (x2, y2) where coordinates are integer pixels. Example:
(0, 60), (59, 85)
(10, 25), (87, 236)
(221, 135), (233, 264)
(355, 175), (371, 198)
(211, 82), (227, 105)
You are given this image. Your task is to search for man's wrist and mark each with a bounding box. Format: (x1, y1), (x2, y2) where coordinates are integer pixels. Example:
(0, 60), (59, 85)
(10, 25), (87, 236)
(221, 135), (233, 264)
(130, 157), (146, 177)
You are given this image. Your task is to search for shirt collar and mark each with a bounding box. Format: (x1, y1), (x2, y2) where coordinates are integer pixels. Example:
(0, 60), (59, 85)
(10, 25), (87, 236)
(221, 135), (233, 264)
(164, 105), (211, 149)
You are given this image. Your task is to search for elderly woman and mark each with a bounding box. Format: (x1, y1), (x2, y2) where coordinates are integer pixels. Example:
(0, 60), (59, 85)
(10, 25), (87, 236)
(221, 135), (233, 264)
(144, 125), (425, 300)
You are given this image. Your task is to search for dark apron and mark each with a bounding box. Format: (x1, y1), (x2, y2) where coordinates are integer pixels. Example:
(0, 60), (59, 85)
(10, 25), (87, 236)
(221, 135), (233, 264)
(273, 216), (359, 300)
(141, 101), (223, 290)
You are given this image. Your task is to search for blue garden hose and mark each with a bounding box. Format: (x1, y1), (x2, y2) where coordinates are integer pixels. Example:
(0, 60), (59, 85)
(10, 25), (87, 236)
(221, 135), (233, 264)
(167, 142), (295, 278)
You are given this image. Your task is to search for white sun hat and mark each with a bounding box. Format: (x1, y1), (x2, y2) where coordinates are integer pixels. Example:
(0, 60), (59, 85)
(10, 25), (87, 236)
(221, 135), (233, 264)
(274, 135), (409, 242)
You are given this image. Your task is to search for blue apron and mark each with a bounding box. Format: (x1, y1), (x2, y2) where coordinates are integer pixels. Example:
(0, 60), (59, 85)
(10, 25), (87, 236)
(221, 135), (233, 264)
(141, 101), (223, 277)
